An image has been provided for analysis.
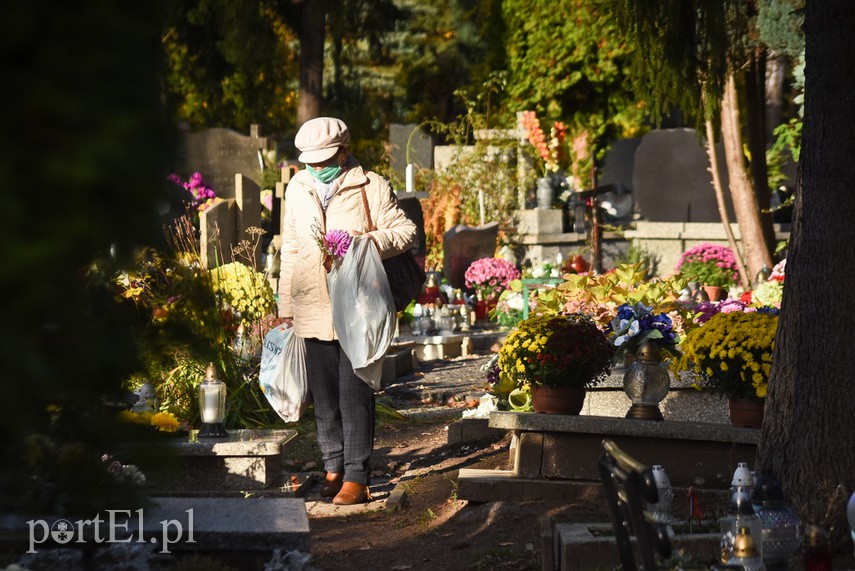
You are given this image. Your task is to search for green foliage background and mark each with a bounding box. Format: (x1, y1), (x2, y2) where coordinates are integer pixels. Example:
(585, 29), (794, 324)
(0, 2), (175, 514)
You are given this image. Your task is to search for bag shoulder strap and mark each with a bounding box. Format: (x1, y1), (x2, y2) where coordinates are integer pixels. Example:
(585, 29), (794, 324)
(359, 186), (376, 231)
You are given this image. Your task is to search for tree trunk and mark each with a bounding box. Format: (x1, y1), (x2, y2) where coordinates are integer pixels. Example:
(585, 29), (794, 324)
(297, 0), (326, 126)
(744, 49), (777, 254)
(720, 73), (774, 281)
(758, 0), (855, 548)
(705, 119), (749, 287)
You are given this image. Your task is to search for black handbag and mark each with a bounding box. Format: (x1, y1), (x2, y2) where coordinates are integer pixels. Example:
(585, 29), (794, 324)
(361, 187), (426, 312)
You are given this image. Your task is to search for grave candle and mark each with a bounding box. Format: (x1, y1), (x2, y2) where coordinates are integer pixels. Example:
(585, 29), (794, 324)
(406, 163), (414, 193)
(201, 387), (220, 424)
(198, 363), (228, 437)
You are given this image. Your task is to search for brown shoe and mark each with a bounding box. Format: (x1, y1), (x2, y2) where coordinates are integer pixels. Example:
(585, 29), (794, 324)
(319, 472), (343, 498)
(332, 481), (371, 505)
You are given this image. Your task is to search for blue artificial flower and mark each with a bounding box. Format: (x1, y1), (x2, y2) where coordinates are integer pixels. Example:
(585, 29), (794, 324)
(756, 306), (780, 315)
(616, 304), (636, 320)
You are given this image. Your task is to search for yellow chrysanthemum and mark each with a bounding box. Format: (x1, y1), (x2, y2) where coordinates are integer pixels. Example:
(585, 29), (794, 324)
(151, 412), (180, 432)
(675, 312), (778, 400)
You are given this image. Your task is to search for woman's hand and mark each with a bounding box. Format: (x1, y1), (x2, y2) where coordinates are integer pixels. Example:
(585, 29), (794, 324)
(282, 317), (294, 328)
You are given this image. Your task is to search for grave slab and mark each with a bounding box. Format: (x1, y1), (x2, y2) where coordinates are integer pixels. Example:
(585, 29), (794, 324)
(146, 429), (297, 492)
(552, 523), (720, 571)
(131, 496), (309, 553)
(458, 413), (758, 503)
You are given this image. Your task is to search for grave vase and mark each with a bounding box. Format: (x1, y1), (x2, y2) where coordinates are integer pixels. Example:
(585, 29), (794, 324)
(531, 385), (586, 415)
(727, 397), (765, 428)
(535, 177), (555, 209)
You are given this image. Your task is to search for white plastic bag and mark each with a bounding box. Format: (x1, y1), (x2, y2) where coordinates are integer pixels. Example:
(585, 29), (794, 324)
(258, 324), (308, 422)
(328, 235), (396, 389)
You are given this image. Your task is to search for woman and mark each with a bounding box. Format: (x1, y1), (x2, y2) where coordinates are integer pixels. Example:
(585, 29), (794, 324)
(278, 117), (417, 505)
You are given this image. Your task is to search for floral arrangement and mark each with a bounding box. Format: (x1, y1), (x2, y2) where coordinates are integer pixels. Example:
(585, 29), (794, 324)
(692, 298), (754, 325)
(607, 302), (680, 362)
(211, 262), (276, 325)
(519, 110), (567, 175)
(498, 313), (614, 390)
(116, 410), (181, 433)
(751, 280), (784, 307)
(464, 257), (521, 299)
(312, 222), (353, 271)
(676, 243), (739, 288)
(168, 172), (221, 213)
(524, 260), (562, 279)
(769, 258), (786, 281)
(675, 311), (779, 401)
(101, 454), (147, 486)
(491, 289), (526, 329)
(556, 263), (686, 331)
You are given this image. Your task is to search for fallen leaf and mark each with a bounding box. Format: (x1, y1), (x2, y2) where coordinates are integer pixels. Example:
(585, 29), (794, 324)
(499, 542), (514, 546)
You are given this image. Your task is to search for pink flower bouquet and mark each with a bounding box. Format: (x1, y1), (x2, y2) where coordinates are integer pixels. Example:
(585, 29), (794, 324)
(675, 243), (739, 288)
(464, 257), (520, 300)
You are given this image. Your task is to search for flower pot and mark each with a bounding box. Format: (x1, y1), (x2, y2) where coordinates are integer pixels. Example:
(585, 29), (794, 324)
(702, 285), (726, 301)
(728, 398), (765, 428)
(531, 385), (586, 415)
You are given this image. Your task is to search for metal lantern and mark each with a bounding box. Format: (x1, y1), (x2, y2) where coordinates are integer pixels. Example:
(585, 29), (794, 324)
(623, 341), (670, 421)
(198, 362), (228, 438)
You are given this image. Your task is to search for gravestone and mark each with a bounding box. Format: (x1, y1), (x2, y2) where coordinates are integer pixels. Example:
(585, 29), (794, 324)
(632, 129), (734, 223)
(598, 138), (640, 221)
(389, 123), (433, 183)
(176, 124), (270, 200)
(200, 199), (236, 269)
(397, 194), (427, 260)
(442, 222), (500, 289)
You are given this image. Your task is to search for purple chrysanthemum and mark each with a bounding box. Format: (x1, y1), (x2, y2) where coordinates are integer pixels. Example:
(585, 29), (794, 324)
(324, 229), (352, 259)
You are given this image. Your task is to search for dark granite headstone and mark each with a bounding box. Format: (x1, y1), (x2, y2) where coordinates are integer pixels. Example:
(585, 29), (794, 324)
(599, 138), (641, 193)
(442, 222), (500, 289)
(397, 194), (427, 258)
(389, 123), (433, 183)
(176, 124), (270, 200)
(200, 199), (236, 269)
(632, 129), (734, 222)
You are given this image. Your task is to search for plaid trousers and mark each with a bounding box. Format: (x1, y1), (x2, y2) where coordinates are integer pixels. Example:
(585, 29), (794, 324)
(304, 338), (375, 485)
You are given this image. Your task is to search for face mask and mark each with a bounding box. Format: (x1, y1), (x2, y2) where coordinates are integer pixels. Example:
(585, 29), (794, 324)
(307, 164), (342, 184)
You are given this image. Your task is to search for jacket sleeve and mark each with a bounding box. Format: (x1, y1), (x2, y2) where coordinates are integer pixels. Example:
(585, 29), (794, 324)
(277, 179), (298, 318)
(365, 173), (417, 260)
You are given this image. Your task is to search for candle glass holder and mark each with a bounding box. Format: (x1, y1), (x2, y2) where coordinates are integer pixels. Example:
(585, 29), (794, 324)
(198, 363), (228, 438)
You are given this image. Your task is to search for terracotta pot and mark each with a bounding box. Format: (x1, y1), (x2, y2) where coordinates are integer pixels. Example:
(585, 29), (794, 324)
(531, 385), (586, 415)
(728, 397), (765, 428)
(703, 285), (727, 301)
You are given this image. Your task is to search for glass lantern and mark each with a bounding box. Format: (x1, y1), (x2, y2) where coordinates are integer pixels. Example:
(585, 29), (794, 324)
(647, 465), (674, 524)
(198, 362), (228, 438)
(623, 341), (671, 421)
(754, 474), (802, 567)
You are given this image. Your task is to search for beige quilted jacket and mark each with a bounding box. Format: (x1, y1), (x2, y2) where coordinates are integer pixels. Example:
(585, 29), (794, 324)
(277, 160), (417, 340)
